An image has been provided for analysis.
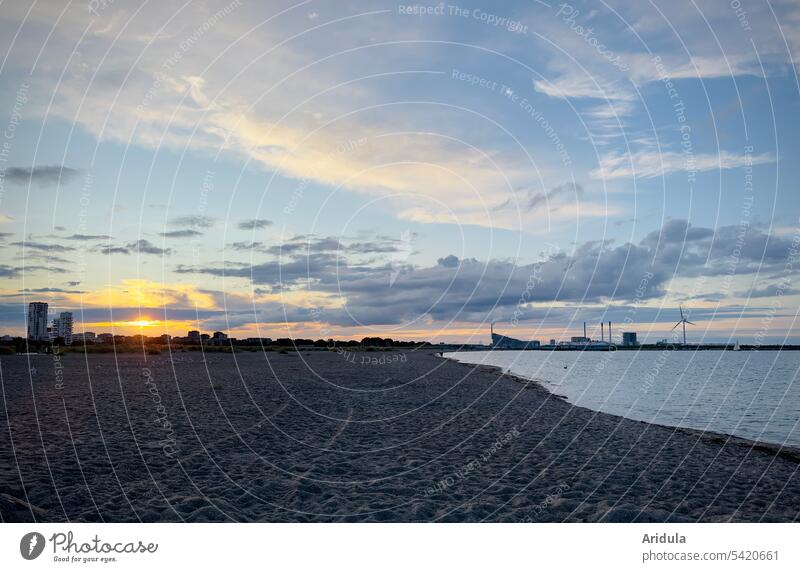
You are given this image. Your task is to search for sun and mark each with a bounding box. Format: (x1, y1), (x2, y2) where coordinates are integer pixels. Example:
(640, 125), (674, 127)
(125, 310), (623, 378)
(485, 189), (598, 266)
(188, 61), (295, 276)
(125, 319), (158, 328)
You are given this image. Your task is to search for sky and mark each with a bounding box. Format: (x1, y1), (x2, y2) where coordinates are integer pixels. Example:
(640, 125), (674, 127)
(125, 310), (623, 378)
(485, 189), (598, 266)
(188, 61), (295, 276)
(0, 0), (798, 344)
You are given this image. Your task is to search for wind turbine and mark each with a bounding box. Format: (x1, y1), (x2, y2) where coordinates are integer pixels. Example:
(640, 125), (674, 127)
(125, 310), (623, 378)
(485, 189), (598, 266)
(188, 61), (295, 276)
(672, 305), (695, 345)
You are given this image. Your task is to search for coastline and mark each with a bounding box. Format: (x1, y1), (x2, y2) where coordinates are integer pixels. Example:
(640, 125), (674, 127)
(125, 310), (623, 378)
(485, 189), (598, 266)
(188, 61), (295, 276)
(441, 352), (800, 464)
(2, 350), (799, 522)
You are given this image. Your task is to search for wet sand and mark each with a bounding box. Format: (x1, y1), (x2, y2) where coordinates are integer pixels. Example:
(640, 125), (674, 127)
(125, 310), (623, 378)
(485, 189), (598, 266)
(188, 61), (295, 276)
(1, 350), (798, 522)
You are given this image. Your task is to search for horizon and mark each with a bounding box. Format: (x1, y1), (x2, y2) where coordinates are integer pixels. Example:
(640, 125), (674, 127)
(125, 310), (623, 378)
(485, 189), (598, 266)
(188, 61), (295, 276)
(1, 1), (799, 345)
(5, 298), (796, 346)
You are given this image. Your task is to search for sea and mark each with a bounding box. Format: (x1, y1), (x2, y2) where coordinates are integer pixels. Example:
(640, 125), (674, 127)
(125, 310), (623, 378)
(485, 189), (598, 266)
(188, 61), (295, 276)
(445, 349), (800, 448)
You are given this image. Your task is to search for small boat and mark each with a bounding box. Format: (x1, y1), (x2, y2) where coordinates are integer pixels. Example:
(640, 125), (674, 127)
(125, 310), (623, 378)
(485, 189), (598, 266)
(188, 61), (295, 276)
(733, 340), (741, 351)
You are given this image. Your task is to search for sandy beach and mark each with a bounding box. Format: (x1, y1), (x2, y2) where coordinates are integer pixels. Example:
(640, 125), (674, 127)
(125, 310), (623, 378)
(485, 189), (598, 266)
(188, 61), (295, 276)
(1, 349), (799, 522)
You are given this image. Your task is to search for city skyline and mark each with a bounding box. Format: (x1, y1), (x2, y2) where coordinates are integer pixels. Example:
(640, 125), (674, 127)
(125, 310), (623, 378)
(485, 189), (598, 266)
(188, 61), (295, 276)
(9, 299), (786, 349)
(1, 1), (799, 344)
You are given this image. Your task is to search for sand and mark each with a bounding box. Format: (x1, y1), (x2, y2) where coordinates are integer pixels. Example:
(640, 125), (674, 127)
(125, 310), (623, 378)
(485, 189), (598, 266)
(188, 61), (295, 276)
(1, 349), (798, 522)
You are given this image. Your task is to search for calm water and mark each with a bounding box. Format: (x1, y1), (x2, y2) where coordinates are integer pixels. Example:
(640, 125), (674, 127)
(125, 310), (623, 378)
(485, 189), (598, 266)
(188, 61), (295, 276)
(445, 350), (800, 448)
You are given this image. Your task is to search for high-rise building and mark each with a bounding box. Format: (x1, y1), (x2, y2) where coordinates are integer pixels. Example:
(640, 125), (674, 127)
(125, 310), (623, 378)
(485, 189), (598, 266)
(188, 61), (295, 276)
(27, 302), (49, 341)
(57, 312), (73, 345)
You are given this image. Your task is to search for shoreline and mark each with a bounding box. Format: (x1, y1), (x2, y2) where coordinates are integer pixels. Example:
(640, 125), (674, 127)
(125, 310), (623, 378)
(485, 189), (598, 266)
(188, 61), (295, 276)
(2, 350), (800, 522)
(441, 351), (800, 465)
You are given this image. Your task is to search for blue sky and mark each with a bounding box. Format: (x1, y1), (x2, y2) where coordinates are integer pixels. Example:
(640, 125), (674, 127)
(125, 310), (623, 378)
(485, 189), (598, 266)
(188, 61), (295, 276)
(0, 0), (798, 343)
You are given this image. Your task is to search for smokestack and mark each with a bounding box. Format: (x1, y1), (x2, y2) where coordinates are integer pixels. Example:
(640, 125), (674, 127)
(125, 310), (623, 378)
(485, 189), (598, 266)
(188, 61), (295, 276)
(608, 321), (612, 344)
(583, 322), (586, 338)
(600, 322), (604, 342)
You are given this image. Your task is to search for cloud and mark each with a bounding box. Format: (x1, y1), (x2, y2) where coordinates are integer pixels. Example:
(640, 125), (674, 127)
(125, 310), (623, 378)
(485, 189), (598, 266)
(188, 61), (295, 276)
(169, 215), (215, 228)
(126, 239), (173, 255)
(229, 241), (266, 251)
(591, 150), (775, 180)
(4, 165), (81, 186)
(0, 214), (14, 223)
(161, 229), (203, 238)
(237, 218), (273, 230)
(526, 182), (583, 211)
(437, 254), (460, 268)
(0, 265), (20, 279)
(259, 234), (418, 259)
(10, 241), (76, 252)
(99, 246), (131, 255)
(177, 219), (799, 327)
(20, 287), (86, 294)
(533, 76), (634, 102)
(65, 234), (113, 240)
(0, 264), (68, 276)
(737, 284), (800, 298)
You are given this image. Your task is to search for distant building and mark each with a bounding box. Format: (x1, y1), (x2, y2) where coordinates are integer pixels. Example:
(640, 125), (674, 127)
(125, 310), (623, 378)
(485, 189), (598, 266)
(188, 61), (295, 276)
(74, 332), (96, 343)
(622, 332), (638, 346)
(96, 333), (114, 343)
(210, 331), (228, 346)
(201, 333), (210, 342)
(56, 312), (73, 345)
(570, 336), (591, 344)
(549, 339), (556, 345)
(361, 337), (391, 347)
(187, 330), (201, 343)
(490, 324), (539, 349)
(27, 302), (49, 341)
(245, 337), (272, 345)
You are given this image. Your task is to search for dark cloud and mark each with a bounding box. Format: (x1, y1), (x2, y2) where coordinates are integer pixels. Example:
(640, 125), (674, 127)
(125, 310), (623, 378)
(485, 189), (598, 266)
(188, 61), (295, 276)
(265, 236), (343, 257)
(237, 218), (273, 230)
(20, 287), (86, 294)
(12, 265), (68, 274)
(177, 219), (800, 327)
(17, 252), (72, 264)
(161, 229), (203, 238)
(65, 234), (113, 241)
(11, 241), (76, 252)
(126, 240), (173, 255)
(5, 165), (81, 186)
(169, 215), (215, 228)
(99, 246), (131, 255)
(437, 255), (460, 268)
(98, 240), (174, 255)
(230, 241), (266, 251)
(739, 284), (800, 298)
(0, 265), (20, 278)
(0, 232), (12, 240)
